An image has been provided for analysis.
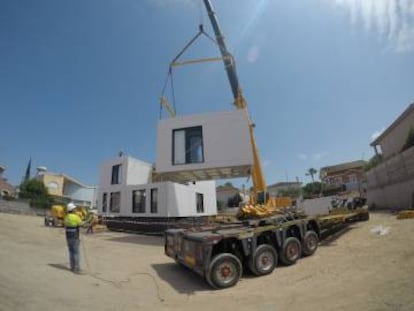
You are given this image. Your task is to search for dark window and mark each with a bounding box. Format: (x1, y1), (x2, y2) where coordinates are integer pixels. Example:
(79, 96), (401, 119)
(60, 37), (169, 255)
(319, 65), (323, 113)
(196, 193), (204, 213)
(109, 192), (120, 213)
(111, 164), (121, 184)
(151, 188), (158, 214)
(132, 189), (146, 213)
(102, 193), (107, 212)
(173, 126), (204, 165)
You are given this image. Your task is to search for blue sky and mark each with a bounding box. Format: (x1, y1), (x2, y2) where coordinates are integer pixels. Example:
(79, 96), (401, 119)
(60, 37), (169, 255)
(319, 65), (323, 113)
(1, 0), (413, 187)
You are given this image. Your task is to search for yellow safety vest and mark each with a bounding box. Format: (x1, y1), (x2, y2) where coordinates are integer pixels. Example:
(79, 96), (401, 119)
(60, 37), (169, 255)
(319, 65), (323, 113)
(64, 213), (82, 228)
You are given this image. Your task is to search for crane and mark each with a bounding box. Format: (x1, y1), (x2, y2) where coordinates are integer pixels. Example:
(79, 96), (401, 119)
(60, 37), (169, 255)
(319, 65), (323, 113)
(159, 0), (279, 217)
(202, 0), (271, 213)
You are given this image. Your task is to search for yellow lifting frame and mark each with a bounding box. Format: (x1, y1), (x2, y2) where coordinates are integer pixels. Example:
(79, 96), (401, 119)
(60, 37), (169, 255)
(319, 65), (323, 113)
(159, 96), (176, 118)
(171, 56), (231, 67)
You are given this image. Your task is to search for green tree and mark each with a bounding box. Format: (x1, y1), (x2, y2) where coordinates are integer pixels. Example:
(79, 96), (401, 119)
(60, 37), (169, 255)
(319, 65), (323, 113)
(302, 182), (322, 198)
(19, 179), (53, 208)
(306, 168), (318, 183)
(364, 154), (383, 172)
(216, 200), (225, 211)
(401, 127), (414, 152)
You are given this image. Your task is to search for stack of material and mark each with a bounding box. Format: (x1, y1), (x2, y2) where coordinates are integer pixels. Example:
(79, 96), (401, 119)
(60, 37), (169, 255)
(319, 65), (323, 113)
(397, 210), (414, 219)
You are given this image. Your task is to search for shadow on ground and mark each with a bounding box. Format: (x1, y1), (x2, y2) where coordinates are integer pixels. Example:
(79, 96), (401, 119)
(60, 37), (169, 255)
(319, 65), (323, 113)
(152, 263), (211, 294)
(319, 225), (355, 247)
(48, 263), (70, 271)
(105, 234), (164, 246)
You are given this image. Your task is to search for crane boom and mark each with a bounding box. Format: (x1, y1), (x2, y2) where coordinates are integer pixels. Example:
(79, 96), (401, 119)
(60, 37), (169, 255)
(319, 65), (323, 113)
(202, 0), (267, 202)
(202, 0), (241, 103)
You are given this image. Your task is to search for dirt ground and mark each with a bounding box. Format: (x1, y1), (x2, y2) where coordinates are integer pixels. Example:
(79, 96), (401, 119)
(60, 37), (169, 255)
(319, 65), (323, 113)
(1, 212), (413, 311)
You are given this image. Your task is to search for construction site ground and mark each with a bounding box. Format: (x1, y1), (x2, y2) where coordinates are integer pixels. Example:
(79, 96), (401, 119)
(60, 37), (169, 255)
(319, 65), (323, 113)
(1, 212), (413, 311)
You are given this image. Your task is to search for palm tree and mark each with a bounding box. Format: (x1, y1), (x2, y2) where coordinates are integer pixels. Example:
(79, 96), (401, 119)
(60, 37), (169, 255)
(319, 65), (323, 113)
(306, 168), (318, 183)
(306, 168), (318, 196)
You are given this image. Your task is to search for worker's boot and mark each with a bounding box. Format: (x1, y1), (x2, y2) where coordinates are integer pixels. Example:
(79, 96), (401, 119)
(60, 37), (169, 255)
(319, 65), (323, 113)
(72, 267), (84, 275)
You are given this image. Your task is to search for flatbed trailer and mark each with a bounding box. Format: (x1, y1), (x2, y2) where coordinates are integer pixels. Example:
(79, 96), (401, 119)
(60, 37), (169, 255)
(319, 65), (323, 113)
(164, 207), (369, 289)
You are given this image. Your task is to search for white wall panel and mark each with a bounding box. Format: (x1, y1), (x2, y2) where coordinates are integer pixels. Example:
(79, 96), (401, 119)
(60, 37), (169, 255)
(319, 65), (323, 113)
(125, 157), (152, 185)
(99, 155), (152, 189)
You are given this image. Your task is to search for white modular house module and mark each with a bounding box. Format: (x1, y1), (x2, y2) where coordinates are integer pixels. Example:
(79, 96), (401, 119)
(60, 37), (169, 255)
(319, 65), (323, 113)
(98, 154), (153, 188)
(97, 155), (217, 233)
(155, 110), (253, 183)
(98, 181), (217, 218)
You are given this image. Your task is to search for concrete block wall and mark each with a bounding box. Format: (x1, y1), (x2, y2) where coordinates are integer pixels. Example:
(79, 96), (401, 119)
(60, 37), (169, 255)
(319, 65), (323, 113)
(367, 147), (414, 209)
(0, 198), (45, 216)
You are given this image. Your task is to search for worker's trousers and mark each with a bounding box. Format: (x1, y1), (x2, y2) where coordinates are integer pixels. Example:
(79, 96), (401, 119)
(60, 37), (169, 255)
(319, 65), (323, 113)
(67, 238), (80, 271)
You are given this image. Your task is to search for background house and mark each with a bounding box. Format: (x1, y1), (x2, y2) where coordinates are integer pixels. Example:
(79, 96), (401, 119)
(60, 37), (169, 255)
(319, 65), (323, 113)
(267, 181), (302, 199)
(0, 165), (16, 197)
(35, 166), (96, 208)
(367, 102), (414, 209)
(371, 103), (414, 160)
(320, 160), (366, 194)
(216, 183), (249, 208)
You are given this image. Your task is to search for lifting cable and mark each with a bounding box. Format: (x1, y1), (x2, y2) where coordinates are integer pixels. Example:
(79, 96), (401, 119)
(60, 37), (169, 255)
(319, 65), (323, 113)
(159, 23), (224, 119)
(159, 68), (177, 119)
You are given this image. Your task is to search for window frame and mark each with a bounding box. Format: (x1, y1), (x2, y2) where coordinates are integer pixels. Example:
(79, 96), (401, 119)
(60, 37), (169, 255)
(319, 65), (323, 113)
(111, 164), (122, 185)
(349, 174), (358, 183)
(196, 192), (204, 213)
(150, 188), (158, 214)
(102, 192), (107, 213)
(109, 192), (120, 213)
(172, 126), (204, 165)
(132, 189), (146, 213)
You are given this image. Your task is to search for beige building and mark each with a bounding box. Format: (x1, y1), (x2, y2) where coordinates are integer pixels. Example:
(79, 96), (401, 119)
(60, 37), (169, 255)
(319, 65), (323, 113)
(267, 182), (302, 198)
(371, 103), (414, 159)
(35, 167), (96, 208)
(367, 102), (414, 209)
(320, 160), (366, 193)
(0, 165), (15, 197)
(216, 184), (241, 207)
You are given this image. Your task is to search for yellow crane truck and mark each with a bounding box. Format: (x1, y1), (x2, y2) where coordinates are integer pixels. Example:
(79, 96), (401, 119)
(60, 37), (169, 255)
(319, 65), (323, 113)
(44, 204), (88, 227)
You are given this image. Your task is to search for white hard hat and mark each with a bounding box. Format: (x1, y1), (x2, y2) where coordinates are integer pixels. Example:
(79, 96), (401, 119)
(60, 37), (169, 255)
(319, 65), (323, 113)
(67, 202), (77, 212)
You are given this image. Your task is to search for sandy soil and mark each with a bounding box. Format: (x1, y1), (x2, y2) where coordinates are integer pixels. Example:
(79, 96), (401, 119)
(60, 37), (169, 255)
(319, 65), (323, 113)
(0, 212), (413, 311)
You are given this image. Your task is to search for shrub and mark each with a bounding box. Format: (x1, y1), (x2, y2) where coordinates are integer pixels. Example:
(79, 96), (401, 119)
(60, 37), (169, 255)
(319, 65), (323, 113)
(364, 154), (383, 172)
(401, 127), (414, 152)
(19, 179), (54, 209)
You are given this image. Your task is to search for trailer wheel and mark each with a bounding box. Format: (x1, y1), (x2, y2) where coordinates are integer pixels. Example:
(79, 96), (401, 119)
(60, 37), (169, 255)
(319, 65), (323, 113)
(359, 212), (370, 221)
(206, 253), (242, 289)
(280, 237), (302, 265)
(302, 231), (319, 256)
(248, 244), (278, 276)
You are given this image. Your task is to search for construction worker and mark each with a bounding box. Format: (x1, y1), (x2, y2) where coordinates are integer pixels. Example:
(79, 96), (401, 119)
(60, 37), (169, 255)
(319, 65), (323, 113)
(64, 202), (83, 273)
(85, 210), (95, 234)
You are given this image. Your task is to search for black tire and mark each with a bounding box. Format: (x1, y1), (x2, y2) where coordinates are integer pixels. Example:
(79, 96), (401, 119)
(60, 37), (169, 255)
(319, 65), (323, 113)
(302, 231), (319, 256)
(52, 218), (58, 227)
(44, 218), (49, 226)
(280, 237), (302, 266)
(359, 212), (370, 221)
(248, 244), (278, 276)
(206, 253), (242, 289)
